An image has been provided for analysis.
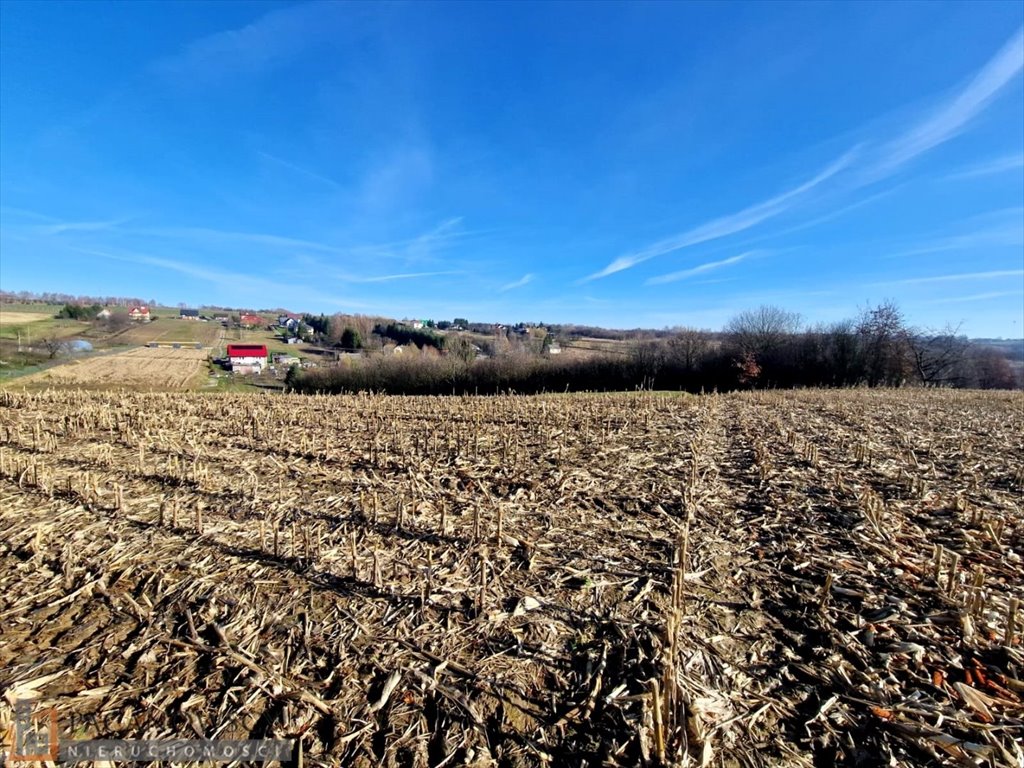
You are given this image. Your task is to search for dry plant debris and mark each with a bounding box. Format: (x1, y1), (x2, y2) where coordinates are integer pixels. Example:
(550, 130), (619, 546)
(14, 347), (209, 390)
(0, 388), (1021, 767)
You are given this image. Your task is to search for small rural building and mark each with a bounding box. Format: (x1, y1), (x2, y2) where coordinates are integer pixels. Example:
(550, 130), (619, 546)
(273, 354), (300, 366)
(227, 344), (268, 374)
(96, 308), (111, 319)
(180, 308), (199, 319)
(128, 306), (150, 321)
(285, 336), (300, 345)
(239, 313), (263, 328)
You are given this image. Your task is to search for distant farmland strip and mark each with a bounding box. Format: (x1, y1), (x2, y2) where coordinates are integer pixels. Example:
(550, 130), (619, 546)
(11, 346), (208, 390)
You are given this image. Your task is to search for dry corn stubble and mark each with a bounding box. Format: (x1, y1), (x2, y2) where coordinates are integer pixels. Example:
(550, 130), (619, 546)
(0, 387), (1021, 767)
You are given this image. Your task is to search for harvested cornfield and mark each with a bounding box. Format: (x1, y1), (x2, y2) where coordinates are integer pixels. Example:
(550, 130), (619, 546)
(0, 311), (52, 326)
(0, 388), (1021, 766)
(11, 346), (209, 390)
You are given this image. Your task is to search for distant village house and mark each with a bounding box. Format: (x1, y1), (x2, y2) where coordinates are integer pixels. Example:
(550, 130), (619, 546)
(227, 344), (267, 374)
(128, 306), (150, 322)
(239, 313), (264, 328)
(180, 308), (199, 319)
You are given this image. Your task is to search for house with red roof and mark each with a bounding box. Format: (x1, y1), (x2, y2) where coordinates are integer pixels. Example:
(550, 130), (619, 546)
(128, 305), (150, 321)
(227, 344), (267, 374)
(239, 313), (264, 328)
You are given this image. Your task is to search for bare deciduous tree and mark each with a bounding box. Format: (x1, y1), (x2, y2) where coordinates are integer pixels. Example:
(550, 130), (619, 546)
(40, 337), (68, 359)
(667, 328), (712, 371)
(725, 306), (802, 357)
(856, 300), (911, 386)
(906, 324), (968, 386)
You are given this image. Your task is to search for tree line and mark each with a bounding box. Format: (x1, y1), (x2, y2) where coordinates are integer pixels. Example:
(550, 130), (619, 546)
(287, 301), (1020, 395)
(1, 290), (156, 307)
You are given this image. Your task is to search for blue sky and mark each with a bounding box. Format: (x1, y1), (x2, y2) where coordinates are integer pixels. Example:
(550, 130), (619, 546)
(1, 1), (1022, 336)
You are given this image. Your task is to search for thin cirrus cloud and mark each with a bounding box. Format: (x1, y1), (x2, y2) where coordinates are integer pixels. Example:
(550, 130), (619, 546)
(867, 28), (1024, 178)
(646, 251), (757, 285)
(152, 2), (357, 82)
(348, 271), (463, 284)
(36, 217), (134, 235)
(929, 290), (1024, 304)
(74, 246), (256, 286)
(71, 246), (361, 307)
(256, 150), (344, 191)
(874, 269), (1024, 287)
(127, 218), (466, 260)
(0, 207), (134, 235)
(500, 273), (535, 292)
(943, 152), (1024, 181)
(584, 27), (1024, 283)
(885, 207), (1024, 257)
(119, 226), (358, 256)
(581, 149), (857, 282)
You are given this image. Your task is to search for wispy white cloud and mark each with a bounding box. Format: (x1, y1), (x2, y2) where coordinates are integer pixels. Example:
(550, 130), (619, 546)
(351, 271), (462, 284)
(692, 277), (739, 285)
(888, 228), (1024, 258)
(37, 217), (133, 235)
(71, 246), (362, 307)
(417, 217), (464, 240)
(584, 28), (1024, 284)
(154, 2), (354, 82)
(885, 207), (1024, 257)
(403, 217), (464, 263)
(256, 150), (344, 191)
(71, 246), (291, 289)
(583, 149), (856, 281)
(876, 269), (1024, 287)
(756, 185), (905, 242)
(929, 290), (1024, 304)
(0, 207), (134, 234)
(944, 152), (1024, 181)
(128, 217), (467, 261)
(357, 146), (434, 212)
(869, 28), (1024, 177)
(646, 251), (756, 285)
(0, 206), (61, 223)
(130, 226), (355, 255)
(500, 273), (535, 292)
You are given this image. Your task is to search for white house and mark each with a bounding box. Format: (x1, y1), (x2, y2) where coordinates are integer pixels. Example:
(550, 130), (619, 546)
(227, 344), (267, 374)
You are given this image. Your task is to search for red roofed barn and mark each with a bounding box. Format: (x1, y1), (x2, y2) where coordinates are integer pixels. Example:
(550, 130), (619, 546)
(227, 344), (267, 374)
(128, 305), (150, 321)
